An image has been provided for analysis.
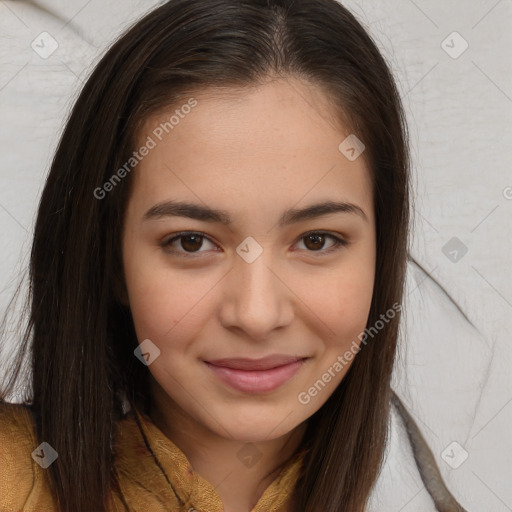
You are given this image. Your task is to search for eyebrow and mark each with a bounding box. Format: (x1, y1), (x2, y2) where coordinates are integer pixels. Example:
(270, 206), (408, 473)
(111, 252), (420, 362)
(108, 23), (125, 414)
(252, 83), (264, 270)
(143, 199), (368, 227)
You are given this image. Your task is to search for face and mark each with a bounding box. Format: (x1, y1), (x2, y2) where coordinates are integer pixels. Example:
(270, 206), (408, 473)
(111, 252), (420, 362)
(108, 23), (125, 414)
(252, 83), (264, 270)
(122, 77), (376, 442)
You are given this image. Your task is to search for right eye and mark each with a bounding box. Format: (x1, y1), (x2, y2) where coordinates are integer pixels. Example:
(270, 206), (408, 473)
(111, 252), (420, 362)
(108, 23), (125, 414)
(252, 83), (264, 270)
(160, 231), (219, 257)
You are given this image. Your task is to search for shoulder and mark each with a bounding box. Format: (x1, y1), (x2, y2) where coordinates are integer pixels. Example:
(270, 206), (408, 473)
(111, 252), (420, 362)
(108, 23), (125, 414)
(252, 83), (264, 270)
(0, 400), (37, 457)
(0, 399), (34, 429)
(0, 400), (56, 511)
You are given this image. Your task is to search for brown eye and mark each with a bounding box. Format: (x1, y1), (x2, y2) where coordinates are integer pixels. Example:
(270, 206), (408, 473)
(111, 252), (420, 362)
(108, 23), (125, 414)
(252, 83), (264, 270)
(161, 230), (347, 259)
(161, 232), (217, 256)
(180, 234), (204, 252)
(303, 233), (326, 251)
(297, 232), (348, 254)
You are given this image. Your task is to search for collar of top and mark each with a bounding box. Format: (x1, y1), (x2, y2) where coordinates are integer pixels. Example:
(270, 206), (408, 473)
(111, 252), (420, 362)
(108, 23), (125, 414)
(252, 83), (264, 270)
(112, 405), (306, 512)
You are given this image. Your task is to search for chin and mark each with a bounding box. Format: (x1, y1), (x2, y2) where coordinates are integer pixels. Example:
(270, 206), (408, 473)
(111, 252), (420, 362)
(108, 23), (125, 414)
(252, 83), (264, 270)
(208, 405), (302, 442)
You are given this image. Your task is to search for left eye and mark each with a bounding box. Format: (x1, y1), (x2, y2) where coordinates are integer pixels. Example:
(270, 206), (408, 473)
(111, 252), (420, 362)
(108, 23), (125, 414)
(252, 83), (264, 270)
(295, 232), (348, 253)
(160, 231), (348, 257)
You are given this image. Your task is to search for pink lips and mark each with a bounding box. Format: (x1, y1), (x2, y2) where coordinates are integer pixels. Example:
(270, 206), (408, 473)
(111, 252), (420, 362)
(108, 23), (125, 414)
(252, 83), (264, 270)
(204, 355), (307, 394)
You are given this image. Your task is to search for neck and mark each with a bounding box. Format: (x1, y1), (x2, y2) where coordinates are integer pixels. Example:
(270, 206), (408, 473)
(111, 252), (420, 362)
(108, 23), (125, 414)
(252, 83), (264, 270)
(148, 379), (307, 512)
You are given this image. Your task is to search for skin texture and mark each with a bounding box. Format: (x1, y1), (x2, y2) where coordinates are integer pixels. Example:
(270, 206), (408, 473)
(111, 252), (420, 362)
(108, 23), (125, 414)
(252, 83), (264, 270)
(121, 76), (376, 512)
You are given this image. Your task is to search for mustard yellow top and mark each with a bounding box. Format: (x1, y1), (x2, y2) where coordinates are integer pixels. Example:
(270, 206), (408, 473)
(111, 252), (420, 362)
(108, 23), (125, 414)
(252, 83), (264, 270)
(0, 401), (305, 512)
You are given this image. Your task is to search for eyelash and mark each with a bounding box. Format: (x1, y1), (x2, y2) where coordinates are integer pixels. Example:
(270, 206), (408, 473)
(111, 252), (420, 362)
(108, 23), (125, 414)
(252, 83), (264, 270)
(160, 231), (348, 258)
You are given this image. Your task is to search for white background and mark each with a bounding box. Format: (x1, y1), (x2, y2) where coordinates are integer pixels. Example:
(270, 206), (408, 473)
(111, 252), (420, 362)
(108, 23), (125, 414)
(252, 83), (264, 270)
(0, 1), (510, 510)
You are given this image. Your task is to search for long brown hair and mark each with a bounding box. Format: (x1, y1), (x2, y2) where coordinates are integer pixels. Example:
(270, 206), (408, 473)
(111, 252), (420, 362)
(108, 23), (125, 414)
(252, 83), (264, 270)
(0, 1), (456, 511)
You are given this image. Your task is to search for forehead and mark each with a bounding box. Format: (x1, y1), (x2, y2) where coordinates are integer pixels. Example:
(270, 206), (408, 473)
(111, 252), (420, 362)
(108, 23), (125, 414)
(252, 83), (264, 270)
(128, 77), (374, 229)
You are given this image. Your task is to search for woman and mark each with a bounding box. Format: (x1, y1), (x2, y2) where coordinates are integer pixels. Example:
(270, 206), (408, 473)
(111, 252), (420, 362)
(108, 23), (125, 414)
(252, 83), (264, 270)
(0, 0), (467, 510)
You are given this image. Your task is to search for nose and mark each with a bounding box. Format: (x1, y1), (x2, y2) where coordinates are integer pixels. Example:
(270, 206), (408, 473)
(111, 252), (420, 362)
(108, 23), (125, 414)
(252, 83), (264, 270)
(218, 245), (294, 341)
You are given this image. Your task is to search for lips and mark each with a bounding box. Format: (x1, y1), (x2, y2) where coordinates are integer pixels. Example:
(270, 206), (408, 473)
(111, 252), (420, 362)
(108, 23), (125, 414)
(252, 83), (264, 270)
(206, 355), (305, 371)
(204, 355), (308, 393)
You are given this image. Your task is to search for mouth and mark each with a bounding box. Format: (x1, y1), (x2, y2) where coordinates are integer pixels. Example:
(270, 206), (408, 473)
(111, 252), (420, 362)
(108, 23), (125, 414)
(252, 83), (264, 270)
(204, 355), (309, 394)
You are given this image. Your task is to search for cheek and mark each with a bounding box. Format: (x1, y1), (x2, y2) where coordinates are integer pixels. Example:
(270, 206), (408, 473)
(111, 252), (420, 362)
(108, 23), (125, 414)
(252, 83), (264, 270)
(335, 273), (374, 335)
(123, 247), (217, 348)
(293, 264), (374, 409)
(295, 261), (374, 347)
